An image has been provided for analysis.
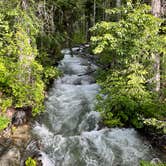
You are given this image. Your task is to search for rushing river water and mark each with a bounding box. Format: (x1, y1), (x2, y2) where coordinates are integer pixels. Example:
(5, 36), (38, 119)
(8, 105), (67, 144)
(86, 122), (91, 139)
(33, 47), (164, 166)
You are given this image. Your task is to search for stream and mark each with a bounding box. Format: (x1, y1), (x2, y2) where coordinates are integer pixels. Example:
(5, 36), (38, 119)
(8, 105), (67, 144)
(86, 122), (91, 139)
(33, 46), (164, 166)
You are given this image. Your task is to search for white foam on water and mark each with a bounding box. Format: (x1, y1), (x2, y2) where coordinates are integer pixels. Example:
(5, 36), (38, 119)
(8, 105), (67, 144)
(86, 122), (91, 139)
(40, 152), (55, 166)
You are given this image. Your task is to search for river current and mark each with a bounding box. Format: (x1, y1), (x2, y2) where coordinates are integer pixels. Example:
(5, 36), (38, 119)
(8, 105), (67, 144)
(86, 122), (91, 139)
(33, 47), (163, 166)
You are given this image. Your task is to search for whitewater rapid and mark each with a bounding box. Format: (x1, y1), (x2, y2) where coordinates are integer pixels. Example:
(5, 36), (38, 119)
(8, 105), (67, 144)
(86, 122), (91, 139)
(33, 47), (162, 166)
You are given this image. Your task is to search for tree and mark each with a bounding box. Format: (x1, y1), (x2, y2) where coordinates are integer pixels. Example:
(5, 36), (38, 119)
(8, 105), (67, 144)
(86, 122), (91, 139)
(0, 0), (60, 115)
(91, 1), (166, 127)
(152, 0), (161, 92)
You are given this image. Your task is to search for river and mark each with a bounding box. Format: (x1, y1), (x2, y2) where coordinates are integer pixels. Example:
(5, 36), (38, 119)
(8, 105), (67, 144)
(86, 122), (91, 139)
(33, 46), (164, 166)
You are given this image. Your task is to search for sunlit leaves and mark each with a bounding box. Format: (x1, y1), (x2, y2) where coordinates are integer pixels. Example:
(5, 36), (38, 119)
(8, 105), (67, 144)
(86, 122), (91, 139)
(0, 116), (10, 131)
(91, 2), (165, 127)
(0, 1), (45, 115)
(143, 118), (166, 134)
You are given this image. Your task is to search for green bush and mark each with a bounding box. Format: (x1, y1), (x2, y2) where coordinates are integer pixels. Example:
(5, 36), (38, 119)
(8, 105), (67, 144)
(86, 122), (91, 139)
(96, 63), (153, 127)
(140, 160), (166, 166)
(0, 116), (10, 131)
(43, 66), (60, 85)
(91, 2), (165, 128)
(0, 4), (45, 115)
(25, 157), (37, 166)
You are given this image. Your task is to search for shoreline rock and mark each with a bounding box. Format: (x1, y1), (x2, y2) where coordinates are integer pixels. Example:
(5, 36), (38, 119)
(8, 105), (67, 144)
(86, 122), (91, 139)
(0, 105), (42, 166)
(138, 125), (166, 153)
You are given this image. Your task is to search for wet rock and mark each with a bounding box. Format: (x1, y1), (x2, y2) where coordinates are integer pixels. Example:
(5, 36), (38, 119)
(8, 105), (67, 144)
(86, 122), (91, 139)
(0, 147), (20, 166)
(0, 124), (32, 165)
(20, 139), (43, 166)
(150, 158), (162, 164)
(12, 106), (32, 126)
(0, 123), (43, 166)
(0, 125), (12, 138)
(73, 78), (82, 85)
(0, 138), (12, 157)
(12, 111), (27, 126)
(149, 134), (166, 152)
(6, 107), (16, 120)
(138, 125), (166, 153)
(0, 105), (43, 166)
(25, 139), (41, 157)
(11, 124), (32, 148)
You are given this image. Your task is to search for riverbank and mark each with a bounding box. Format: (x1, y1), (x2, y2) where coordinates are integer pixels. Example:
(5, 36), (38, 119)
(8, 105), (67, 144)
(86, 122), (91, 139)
(0, 107), (43, 165)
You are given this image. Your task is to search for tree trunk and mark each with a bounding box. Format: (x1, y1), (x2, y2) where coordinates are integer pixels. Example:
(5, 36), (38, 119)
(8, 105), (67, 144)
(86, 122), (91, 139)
(116, 0), (121, 20)
(85, 1), (93, 41)
(93, 0), (96, 25)
(152, 0), (161, 17)
(116, 0), (121, 7)
(151, 0), (161, 92)
(154, 53), (160, 92)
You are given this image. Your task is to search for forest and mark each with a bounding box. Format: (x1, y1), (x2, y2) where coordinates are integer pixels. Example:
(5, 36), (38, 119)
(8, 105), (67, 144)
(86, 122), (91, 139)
(0, 0), (166, 166)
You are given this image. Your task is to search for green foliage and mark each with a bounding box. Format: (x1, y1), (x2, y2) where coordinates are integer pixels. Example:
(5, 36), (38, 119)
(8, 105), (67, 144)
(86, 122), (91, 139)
(36, 33), (64, 66)
(140, 160), (166, 166)
(43, 66), (60, 85)
(91, 4), (163, 60)
(0, 0), (79, 119)
(91, 2), (166, 127)
(0, 116), (10, 131)
(143, 118), (166, 134)
(0, 98), (12, 112)
(96, 63), (152, 127)
(0, 1), (46, 116)
(72, 31), (86, 45)
(25, 157), (37, 166)
(0, 0), (90, 120)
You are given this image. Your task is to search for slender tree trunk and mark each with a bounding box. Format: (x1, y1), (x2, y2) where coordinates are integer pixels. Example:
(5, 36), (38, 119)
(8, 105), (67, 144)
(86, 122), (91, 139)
(151, 0), (161, 92)
(19, 0), (34, 83)
(85, 1), (93, 41)
(50, 5), (55, 33)
(93, 0), (96, 25)
(116, 0), (121, 8)
(154, 53), (161, 92)
(103, 1), (106, 20)
(105, 0), (110, 21)
(161, 0), (166, 17)
(21, 0), (28, 10)
(152, 0), (161, 17)
(87, 14), (91, 41)
(116, 0), (121, 20)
